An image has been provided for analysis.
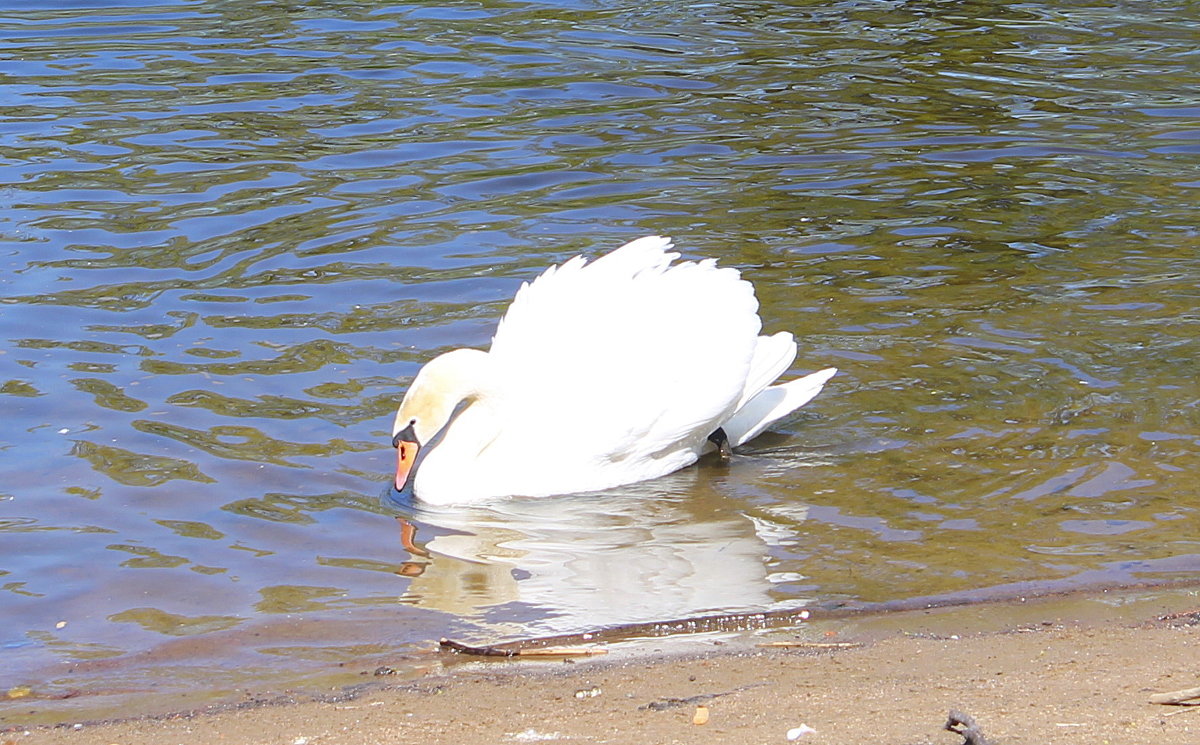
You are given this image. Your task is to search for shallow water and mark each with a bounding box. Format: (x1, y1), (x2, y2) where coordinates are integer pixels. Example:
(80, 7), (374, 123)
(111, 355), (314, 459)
(2, 0), (1198, 724)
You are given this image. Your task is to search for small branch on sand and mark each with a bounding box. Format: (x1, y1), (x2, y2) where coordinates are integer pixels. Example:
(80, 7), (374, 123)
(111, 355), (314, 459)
(1150, 686), (1200, 705)
(755, 641), (863, 649)
(517, 646), (608, 657)
(438, 638), (606, 658)
(944, 710), (995, 745)
(1164, 707), (1200, 718)
(640, 682), (768, 711)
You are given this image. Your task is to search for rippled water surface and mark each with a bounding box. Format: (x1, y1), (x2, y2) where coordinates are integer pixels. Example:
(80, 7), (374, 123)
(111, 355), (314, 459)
(3, 0), (1198, 723)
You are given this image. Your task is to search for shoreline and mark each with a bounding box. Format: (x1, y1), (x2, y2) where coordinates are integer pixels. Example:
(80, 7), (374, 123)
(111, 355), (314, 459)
(7, 584), (1200, 744)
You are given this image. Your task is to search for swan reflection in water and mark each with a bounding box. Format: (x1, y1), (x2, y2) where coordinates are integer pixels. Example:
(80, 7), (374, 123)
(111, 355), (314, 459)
(387, 463), (815, 638)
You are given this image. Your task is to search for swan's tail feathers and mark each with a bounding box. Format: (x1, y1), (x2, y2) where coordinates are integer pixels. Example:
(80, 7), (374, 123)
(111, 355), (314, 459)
(723, 367), (837, 447)
(737, 332), (798, 411)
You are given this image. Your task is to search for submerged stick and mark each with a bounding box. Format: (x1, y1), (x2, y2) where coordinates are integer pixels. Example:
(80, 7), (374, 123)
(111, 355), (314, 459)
(755, 641), (863, 649)
(438, 638), (606, 658)
(439, 638), (515, 657)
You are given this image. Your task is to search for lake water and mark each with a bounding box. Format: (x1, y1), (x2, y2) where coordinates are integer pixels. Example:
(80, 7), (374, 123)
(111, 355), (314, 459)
(2, 0), (1198, 725)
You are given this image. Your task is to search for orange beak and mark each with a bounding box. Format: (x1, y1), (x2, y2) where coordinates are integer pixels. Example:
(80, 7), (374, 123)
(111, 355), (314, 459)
(392, 423), (420, 491)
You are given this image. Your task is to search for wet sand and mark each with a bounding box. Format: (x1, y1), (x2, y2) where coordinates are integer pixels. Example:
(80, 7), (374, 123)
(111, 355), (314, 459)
(10, 590), (1200, 745)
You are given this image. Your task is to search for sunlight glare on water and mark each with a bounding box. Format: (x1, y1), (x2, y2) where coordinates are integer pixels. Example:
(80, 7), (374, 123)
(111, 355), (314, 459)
(1, 0), (1198, 723)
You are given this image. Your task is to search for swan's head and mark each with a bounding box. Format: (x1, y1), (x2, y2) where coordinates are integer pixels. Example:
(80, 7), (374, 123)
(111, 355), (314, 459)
(391, 349), (489, 491)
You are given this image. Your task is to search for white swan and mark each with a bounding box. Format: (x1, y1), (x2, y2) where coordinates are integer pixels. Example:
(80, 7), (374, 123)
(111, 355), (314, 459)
(391, 236), (836, 504)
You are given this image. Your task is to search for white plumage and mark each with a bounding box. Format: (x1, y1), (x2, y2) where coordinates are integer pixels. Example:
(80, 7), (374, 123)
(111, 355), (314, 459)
(390, 236), (836, 504)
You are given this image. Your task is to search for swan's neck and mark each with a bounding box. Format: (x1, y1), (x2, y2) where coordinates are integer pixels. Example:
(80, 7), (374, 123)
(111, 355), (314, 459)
(409, 349), (502, 473)
(416, 348), (494, 407)
(431, 397), (501, 462)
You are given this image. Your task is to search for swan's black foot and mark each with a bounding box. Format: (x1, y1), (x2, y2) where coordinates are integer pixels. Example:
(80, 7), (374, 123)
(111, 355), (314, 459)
(707, 427), (732, 459)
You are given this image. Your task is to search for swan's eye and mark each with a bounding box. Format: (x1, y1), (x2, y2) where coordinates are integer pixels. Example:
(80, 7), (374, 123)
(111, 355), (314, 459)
(392, 419), (419, 448)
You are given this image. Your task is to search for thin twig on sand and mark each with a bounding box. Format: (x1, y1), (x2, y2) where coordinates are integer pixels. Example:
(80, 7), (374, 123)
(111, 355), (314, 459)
(1150, 686), (1200, 705)
(640, 682), (769, 711)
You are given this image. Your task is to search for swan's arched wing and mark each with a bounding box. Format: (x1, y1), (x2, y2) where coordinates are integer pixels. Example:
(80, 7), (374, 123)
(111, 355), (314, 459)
(488, 236), (762, 467)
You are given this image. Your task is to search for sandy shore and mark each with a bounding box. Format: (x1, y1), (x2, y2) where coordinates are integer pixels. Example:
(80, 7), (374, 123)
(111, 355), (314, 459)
(9, 589), (1200, 745)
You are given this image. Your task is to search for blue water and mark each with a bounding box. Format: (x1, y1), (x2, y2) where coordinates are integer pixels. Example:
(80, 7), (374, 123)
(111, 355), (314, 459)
(1, 0), (1198, 724)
